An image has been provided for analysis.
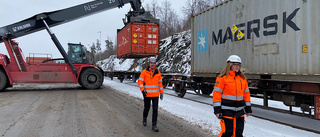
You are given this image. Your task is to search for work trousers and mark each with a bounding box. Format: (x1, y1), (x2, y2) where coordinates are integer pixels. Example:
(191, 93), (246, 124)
(221, 115), (244, 137)
(143, 97), (159, 123)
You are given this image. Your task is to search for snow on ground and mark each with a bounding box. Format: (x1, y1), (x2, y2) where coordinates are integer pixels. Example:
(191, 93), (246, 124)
(103, 78), (319, 137)
(96, 55), (143, 72)
(250, 97), (305, 114)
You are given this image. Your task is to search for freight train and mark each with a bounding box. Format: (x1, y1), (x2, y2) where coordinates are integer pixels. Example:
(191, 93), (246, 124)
(162, 0), (320, 120)
(107, 0), (320, 119)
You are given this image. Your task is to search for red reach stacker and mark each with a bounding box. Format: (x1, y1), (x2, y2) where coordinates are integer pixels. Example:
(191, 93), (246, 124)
(0, 0), (159, 90)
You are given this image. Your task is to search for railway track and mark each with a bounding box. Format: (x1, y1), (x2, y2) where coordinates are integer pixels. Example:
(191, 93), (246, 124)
(165, 91), (320, 134)
(182, 91), (312, 118)
(115, 78), (320, 134)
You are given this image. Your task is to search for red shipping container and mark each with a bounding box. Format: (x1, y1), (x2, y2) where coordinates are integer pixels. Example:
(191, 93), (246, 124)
(117, 22), (159, 58)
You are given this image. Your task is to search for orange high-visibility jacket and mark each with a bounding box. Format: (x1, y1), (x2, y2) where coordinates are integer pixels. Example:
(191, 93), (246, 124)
(138, 66), (163, 97)
(212, 70), (252, 116)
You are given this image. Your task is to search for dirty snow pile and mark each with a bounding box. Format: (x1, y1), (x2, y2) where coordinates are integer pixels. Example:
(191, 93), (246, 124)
(96, 55), (143, 72)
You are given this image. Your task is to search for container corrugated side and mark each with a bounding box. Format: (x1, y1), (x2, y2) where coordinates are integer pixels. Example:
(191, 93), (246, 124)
(191, 0), (320, 80)
(117, 22), (159, 58)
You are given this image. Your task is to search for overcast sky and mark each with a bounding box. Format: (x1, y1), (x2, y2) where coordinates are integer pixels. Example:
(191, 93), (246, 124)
(0, 0), (186, 58)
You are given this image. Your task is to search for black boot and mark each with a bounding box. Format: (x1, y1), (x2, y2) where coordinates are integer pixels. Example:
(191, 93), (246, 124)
(142, 118), (147, 126)
(152, 122), (159, 132)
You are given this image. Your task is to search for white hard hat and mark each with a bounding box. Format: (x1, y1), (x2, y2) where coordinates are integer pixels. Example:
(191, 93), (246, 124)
(149, 57), (156, 63)
(226, 55), (242, 63)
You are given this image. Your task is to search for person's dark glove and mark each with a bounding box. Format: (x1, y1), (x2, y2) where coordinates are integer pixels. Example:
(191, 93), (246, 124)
(142, 90), (147, 97)
(160, 93), (163, 100)
(218, 113), (223, 119)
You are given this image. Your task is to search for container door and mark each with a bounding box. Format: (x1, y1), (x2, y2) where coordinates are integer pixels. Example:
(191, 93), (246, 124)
(145, 24), (159, 54)
(131, 23), (146, 54)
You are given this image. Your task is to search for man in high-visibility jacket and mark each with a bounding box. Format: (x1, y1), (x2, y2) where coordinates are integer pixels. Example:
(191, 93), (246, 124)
(213, 55), (252, 137)
(138, 57), (164, 132)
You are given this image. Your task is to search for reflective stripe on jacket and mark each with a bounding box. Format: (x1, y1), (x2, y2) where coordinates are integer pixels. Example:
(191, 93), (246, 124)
(212, 70), (252, 116)
(138, 66), (163, 97)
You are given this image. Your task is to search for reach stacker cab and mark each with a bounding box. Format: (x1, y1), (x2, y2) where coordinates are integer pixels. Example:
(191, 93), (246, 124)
(68, 43), (91, 64)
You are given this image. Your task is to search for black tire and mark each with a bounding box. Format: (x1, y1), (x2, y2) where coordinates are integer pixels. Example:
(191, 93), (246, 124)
(200, 85), (213, 96)
(118, 74), (124, 83)
(109, 73), (114, 80)
(132, 74), (137, 82)
(162, 79), (168, 88)
(174, 84), (186, 98)
(0, 70), (8, 91)
(79, 68), (104, 89)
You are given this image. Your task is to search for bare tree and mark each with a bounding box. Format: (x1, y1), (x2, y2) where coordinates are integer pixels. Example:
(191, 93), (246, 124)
(144, 0), (185, 38)
(144, 0), (225, 37)
(144, 0), (159, 18)
(212, 0), (224, 6)
(157, 0), (182, 39)
(182, 0), (197, 18)
(159, 0), (170, 37)
(182, 0), (219, 30)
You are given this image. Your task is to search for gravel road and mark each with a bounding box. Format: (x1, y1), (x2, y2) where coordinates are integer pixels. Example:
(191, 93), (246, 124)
(0, 84), (212, 137)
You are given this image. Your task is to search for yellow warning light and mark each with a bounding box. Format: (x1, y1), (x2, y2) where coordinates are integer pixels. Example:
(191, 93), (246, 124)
(133, 39), (137, 43)
(133, 33), (137, 38)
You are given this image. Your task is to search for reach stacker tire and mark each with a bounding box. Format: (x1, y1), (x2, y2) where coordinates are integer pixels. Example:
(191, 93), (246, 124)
(0, 70), (7, 91)
(79, 68), (104, 89)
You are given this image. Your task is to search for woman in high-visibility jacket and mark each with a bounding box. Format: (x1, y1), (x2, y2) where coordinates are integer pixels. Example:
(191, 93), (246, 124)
(213, 55), (252, 137)
(138, 57), (163, 132)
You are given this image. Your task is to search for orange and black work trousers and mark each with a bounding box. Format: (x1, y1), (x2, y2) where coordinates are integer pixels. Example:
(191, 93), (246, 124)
(143, 97), (159, 123)
(219, 115), (244, 137)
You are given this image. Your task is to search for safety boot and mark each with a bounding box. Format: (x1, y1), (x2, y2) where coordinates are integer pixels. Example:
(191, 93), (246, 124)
(142, 118), (147, 126)
(152, 122), (159, 132)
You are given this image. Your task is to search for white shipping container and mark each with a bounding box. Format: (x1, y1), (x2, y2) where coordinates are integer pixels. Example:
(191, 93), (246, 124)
(191, 0), (320, 81)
